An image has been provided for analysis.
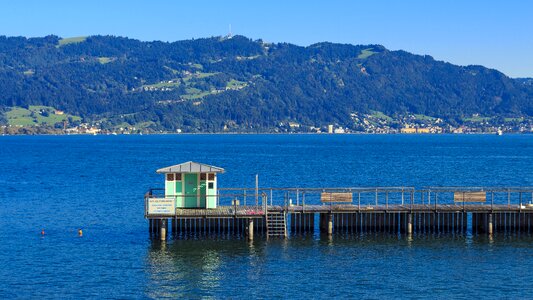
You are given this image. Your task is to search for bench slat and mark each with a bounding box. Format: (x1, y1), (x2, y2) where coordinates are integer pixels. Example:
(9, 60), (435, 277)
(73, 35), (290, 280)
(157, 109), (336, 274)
(321, 192), (353, 203)
(454, 191), (486, 202)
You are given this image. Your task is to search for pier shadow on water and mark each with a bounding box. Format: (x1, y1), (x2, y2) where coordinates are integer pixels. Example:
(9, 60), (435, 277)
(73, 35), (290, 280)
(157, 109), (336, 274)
(144, 232), (533, 298)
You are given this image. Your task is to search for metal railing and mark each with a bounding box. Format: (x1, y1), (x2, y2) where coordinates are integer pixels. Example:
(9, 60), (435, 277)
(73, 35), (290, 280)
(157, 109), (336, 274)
(145, 186), (533, 217)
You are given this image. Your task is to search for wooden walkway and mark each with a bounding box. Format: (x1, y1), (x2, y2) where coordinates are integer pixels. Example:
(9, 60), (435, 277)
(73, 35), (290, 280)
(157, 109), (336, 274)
(166, 204), (533, 218)
(146, 186), (533, 239)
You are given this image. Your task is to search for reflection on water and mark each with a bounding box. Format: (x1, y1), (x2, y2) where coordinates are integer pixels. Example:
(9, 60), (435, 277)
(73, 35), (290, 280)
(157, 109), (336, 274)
(145, 237), (267, 298)
(144, 233), (533, 298)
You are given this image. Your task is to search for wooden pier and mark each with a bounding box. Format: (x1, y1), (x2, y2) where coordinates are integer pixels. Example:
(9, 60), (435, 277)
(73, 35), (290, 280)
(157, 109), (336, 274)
(145, 186), (533, 240)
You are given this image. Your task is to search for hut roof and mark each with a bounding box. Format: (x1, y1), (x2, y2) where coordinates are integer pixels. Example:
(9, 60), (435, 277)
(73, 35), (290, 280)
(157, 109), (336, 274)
(156, 161), (225, 174)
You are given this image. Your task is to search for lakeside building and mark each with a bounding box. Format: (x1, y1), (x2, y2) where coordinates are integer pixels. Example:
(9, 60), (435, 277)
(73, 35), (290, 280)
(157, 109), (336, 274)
(156, 161), (224, 209)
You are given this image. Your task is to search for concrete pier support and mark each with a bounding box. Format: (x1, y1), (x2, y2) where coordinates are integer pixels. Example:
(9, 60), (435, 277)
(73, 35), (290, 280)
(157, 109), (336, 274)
(488, 213), (493, 235)
(171, 218), (177, 235)
(160, 219), (167, 241)
(407, 213), (413, 235)
(247, 218), (254, 240)
(327, 213), (333, 235)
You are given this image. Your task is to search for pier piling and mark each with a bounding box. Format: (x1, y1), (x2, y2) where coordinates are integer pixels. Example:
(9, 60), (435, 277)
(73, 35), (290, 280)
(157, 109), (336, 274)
(327, 213), (333, 235)
(159, 219), (167, 241)
(247, 219), (254, 240)
(488, 213), (493, 235)
(407, 213), (413, 235)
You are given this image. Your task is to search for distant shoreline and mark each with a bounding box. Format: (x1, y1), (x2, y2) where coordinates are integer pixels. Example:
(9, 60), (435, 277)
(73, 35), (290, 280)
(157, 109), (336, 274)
(1, 132), (531, 137)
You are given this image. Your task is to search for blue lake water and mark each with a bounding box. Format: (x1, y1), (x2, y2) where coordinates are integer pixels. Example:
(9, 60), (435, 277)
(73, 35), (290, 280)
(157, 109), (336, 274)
(0, 134), (532, 298)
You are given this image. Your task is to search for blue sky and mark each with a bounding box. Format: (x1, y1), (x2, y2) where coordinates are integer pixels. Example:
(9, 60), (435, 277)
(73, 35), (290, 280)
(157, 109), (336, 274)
(1, 0), (531, 77)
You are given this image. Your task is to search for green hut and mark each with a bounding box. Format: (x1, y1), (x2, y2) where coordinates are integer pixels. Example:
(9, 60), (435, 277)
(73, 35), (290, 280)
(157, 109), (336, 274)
(156, 161), (224, 209)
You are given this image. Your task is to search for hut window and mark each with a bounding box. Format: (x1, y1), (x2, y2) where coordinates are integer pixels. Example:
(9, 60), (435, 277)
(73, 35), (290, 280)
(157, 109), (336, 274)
(208, 173), (215, 181)
(208, 182), (214, 189)
(175, 173), (182, 181)
(166, 174), (175, 181)
(200, 173), (207, 181)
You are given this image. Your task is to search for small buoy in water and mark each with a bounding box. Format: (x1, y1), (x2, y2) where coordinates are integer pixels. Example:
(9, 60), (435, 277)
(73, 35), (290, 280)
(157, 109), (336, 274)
(41, 229), (45, 236)
(78, 229), (83, 237)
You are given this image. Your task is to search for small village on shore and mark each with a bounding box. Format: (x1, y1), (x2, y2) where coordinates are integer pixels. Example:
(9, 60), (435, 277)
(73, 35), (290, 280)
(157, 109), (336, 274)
(1, 106), (532, 135)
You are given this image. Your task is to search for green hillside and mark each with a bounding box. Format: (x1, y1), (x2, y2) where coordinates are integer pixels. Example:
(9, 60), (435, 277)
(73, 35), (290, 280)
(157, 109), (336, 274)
(6, 106), (80, 126)
(0, 35), (531, 132)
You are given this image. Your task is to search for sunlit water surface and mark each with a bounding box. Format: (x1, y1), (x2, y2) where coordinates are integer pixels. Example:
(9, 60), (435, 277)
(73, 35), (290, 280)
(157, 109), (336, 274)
(0, 134), (532, 298)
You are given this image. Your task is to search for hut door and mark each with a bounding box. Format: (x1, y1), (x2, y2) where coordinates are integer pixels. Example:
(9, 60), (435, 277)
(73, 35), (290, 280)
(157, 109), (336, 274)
(184, 173), (198, 208)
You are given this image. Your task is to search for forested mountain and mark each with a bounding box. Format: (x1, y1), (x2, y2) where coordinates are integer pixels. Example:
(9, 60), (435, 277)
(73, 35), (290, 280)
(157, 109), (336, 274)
(0, 35), (531, 132)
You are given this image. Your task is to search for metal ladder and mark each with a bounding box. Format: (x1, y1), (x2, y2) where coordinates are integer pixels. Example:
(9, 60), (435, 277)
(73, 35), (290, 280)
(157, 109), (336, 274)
(266, 211), (287, 237)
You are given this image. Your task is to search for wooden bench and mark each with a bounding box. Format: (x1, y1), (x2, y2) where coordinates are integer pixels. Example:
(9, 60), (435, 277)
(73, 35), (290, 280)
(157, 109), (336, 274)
(453, 191), (486, 203)
(321, 192), (353, 203)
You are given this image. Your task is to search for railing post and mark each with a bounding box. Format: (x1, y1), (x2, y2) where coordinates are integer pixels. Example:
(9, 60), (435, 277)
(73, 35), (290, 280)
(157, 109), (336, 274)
(375, 189), (378, 206)
(491, 191), (494, 211)
(255, 174), (259, 206)
(386, 191), (388, 209)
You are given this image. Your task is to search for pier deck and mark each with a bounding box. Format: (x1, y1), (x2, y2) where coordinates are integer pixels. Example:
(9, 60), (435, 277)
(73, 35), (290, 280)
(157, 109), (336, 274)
(167, 204), (533, 218)
(145, 186), (533, 239)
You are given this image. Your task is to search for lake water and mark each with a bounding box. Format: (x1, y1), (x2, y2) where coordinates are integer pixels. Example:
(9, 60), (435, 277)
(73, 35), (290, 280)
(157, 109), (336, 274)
(0, 134), (532, 298)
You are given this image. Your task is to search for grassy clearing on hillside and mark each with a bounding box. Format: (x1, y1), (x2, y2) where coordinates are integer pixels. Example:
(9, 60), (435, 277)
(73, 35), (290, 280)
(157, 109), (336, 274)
(226, 79), (247, 89)
(143, 81), (181, 89)
(182, 87), (211, 100)
(370, 110), (393, 121)
(182, 72), (218, 82)
(504, 117), (524, 122)
(191, 63), (203, 70)
(142, 72), (218, 91)
(414, 114), (437, 121)
(195, 72), (217, 79)
(464, 116), (491, 122)
(163, 66), (179, 75)
(357, 48), (378, 59)
(6, 106), (81, 126)
(58, 36), (87, 47)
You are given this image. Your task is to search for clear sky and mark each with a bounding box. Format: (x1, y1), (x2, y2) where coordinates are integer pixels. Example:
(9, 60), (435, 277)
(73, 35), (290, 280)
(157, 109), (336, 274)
(1, 0), (531, 77)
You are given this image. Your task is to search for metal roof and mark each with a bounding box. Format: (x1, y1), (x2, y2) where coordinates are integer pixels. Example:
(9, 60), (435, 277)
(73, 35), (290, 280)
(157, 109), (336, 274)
(156, 161), (225, 174)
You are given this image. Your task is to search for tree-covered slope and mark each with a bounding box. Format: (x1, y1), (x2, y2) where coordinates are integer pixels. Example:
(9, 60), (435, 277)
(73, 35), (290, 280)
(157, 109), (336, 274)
(0, 35), (531, 131)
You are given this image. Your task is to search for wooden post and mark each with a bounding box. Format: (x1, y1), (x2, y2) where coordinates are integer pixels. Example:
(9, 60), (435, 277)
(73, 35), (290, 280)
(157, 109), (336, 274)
(247, 218), (254, 240)
(407, 213), (413, 235)
(160, 219), (167, 241)
(152, 218), (159, 234)
(149, 219), (153, 234)
(488, 213), (493, 235)
(171, 218), (176, 235)
(328, 213), (333, 235)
